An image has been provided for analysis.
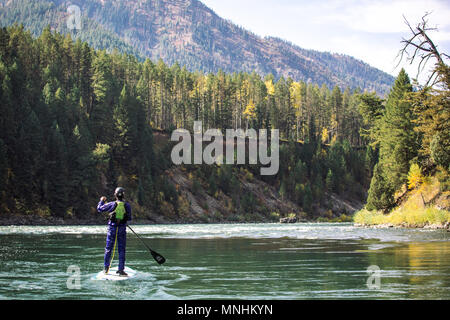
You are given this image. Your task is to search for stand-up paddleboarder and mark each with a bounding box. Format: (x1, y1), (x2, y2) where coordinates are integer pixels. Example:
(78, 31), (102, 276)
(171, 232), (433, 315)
(97, 187), (132, 275)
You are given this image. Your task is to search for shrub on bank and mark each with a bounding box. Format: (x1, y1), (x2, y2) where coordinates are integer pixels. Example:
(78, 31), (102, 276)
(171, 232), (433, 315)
(354, 207), (450, 227)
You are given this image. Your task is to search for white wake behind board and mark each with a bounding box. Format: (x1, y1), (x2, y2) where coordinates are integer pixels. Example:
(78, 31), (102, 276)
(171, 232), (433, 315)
(92, 267), (137, 281)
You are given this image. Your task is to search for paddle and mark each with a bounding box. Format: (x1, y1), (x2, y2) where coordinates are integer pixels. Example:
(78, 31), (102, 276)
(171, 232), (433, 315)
(127, 225), (166, 265)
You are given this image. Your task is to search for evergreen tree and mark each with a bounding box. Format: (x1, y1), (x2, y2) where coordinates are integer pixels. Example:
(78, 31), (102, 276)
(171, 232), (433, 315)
(378, 69), (418, 190)
(431, 133), (450, 170)
(112, 84), (135, 171)
(412, 64), (450, 170)
(357, 92), (384, 147)
(46, 123), (68, 217)
(208, 170), (218, 195)
(366, 163), (394, 211)
(67, 120), (95, 217)
(303, 184), (313, 214)
(325, 169), (334, 192)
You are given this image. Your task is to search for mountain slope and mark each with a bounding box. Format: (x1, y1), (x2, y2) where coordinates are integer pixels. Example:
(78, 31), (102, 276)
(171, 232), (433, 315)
(0, 0), (394, 94)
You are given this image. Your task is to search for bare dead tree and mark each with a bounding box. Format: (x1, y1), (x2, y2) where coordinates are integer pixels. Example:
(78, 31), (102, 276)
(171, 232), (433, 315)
(396, 12), (450, 87)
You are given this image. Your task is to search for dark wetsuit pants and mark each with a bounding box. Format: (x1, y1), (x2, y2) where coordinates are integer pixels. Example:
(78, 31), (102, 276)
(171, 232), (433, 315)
(104, 223), (126, 271)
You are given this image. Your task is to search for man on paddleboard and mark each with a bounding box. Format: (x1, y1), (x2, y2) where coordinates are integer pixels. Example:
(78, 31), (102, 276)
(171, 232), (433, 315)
(97, 187), (132, 276)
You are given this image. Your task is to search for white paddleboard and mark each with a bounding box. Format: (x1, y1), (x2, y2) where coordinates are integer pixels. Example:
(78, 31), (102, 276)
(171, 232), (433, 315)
(92, 266), (137, 281)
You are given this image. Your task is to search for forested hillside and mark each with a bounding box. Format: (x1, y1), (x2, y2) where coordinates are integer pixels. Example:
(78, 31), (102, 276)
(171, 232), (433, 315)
(0, 0), (394, 94)
(0, 26), (374, 223)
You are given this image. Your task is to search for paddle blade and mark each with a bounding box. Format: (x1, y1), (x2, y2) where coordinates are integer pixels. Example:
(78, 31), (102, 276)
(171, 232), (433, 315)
(151, 250), (166, 265)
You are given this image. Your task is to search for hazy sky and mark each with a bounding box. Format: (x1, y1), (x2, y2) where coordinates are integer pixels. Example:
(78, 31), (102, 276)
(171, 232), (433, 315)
(200, 0), (450, 81)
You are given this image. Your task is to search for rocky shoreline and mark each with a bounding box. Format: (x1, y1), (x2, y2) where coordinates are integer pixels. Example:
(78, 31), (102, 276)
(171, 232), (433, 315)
(1, 214), (448, 229)
(354, 222), (450, 230)
(0, 215), (165, 226)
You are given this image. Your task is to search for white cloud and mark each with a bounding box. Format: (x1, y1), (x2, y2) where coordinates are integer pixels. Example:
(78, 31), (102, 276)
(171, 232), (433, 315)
(329, 33), (399, 72)
(315, 0), (450, 35)
(431, 31), (450, 43)
(200, 0), (450, 79)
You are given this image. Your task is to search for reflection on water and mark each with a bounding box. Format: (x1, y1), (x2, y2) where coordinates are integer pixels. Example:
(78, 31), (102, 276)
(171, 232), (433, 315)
(0, 224), (448, 299)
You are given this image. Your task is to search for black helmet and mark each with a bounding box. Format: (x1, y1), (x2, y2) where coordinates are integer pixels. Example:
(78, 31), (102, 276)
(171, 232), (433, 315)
(114, 187), (125, 199)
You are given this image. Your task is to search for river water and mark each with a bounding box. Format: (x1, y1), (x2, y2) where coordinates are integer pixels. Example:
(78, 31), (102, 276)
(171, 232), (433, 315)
(0, 223), (449, 300)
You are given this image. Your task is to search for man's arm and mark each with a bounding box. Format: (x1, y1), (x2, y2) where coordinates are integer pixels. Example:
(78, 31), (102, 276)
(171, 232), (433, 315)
(97, 200), (116, 213)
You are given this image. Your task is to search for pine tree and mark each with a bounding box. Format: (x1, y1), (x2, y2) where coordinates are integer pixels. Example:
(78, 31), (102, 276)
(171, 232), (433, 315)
(303, 185), (313, 214)
(67, 119), (95, 217)
(208, 170), (218, 195)
(137, 125), (156, 207)
(325, 169), (334, 192)
(46, 122), (68, 217)
(412, 64), (450, 170)
(366, 163), (394, 211)
(90, 50), (115, 143)
(357, 92), (384, 146)
(80, 42), (93, 114)
(112, 84), (135, 170)
(331, 86), (343, 140)
(378, 69), (418, 190)
(431, 133), (450, 170)
(312, 174), (324, 203)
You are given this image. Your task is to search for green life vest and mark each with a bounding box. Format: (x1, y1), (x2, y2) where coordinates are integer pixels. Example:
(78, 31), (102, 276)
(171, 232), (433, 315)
(114, 201), (126, 221)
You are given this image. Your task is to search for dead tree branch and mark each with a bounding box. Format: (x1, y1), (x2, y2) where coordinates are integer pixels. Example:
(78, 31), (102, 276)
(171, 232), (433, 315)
(396, 12), (449, 87)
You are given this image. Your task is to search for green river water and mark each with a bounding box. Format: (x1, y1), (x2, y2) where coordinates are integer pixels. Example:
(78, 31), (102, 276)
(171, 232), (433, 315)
(0, 223), (449, 300)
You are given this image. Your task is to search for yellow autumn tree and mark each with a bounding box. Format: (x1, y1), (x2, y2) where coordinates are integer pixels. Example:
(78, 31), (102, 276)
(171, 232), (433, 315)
(407, 163), (424, 190)
(243, 99), (256, 129)
(289, 82), (302, 116)
(265, 80), (275, 96)
(243, 99), (256, 120)
(321, 128), (329, 144)
(289, 82), (302, 140)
